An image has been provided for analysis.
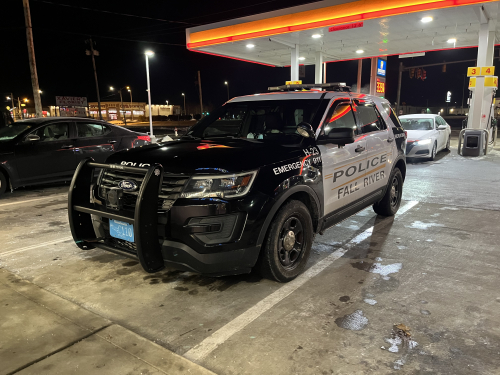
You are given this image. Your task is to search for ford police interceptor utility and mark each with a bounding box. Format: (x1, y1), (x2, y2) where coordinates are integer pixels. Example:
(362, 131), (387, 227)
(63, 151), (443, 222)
(68, 83), (406, 282)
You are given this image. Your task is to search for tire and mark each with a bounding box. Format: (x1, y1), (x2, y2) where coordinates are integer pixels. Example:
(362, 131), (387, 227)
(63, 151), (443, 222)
(0, 171), (7, 197)
(259, 200), (314, 282)
(373, 168), (403, 217)
(428, 142), (437, 161)
(444, 136), (451, 151)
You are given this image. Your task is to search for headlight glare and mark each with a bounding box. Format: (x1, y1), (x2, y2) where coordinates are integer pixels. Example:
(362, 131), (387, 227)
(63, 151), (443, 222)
(181, 170), (257, 199)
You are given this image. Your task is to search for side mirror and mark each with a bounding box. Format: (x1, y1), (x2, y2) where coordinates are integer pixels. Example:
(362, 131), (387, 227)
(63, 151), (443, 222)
(25, 134), (40, 142)
(437, 125), (447, 130)
(318, 127), (355, 145)
(296, 122), (315, 138)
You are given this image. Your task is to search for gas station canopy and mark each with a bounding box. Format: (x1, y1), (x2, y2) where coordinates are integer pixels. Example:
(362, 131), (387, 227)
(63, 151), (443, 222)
(186, 0), (499, 66)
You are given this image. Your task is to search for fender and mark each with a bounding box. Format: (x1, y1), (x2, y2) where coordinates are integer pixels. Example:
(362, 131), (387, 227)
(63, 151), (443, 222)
(256, 183), (321, 247)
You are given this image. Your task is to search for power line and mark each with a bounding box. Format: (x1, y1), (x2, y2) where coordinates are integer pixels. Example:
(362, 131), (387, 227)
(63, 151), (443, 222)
(34, 26), (185, 46)
(32, 0), (196, 25)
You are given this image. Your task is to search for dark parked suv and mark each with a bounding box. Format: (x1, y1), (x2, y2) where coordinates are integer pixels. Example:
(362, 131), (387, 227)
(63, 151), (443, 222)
(68, 84), (406, 282)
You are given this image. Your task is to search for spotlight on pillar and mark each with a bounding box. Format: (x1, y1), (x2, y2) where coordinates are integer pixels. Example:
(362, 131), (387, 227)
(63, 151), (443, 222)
(421, 16), (433, 23)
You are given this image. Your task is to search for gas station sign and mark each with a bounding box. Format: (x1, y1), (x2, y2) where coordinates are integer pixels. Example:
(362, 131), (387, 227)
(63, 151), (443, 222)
(376, 79), (385, 94)
(285, 80), (302, 85)
(377, 58), (387, 77)
(468, 66), (495, 76)
(484, 76), (498, 87)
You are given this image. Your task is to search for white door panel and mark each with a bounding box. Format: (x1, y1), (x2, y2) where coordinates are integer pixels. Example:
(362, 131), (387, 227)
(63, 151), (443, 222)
(320, 138), (367, 216)
(365, 130), (393, 192)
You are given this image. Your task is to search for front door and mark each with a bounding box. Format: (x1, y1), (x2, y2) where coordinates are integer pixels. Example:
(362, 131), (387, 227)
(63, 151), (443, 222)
(14, 122), (77, 184)
(353, 100), (393, 195)
(318, 99), (368, 216)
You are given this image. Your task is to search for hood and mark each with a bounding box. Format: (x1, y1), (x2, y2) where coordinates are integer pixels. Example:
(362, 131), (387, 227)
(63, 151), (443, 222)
(406, 130), (433, 142)
(106, 138), (304, 174)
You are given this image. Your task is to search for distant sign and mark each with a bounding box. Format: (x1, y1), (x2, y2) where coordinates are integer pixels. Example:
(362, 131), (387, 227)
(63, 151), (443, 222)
(286, 80), (302, 85)
(446, 91), (451, 103)
(328, 22), (363, 33)
(377, 58), (387, 77)
(55, 96), (87, 107)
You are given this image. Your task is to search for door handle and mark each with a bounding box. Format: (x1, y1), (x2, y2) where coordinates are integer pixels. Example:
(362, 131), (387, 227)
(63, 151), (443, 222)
(60, 145), (73, 149)
(355, 146), (365, 152)
(387, 137), (394, 143)
(108, 140), (117, 144)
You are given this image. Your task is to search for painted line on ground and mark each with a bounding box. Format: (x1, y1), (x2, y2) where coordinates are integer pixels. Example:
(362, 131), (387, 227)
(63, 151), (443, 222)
(0, 237), (73, 258)
(184, 200), (419, 363)
(0, 194), (67, 208)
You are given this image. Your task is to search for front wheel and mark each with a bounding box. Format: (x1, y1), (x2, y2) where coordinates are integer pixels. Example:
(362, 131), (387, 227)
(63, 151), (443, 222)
(444, 136), (451, 151)
(373, 168), (403, 217)
(259, 200), (314, 282)
(429, 142), (437, 161)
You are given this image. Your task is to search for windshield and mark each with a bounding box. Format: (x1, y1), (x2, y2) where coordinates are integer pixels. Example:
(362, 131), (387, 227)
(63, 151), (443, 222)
(0, 123), (32, 141)
(187, 99), (327, 141)
(400, 118), (435, 131)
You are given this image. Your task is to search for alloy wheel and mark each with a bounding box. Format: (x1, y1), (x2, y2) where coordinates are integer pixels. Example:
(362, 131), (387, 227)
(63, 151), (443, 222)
(278, 216), (305, 270)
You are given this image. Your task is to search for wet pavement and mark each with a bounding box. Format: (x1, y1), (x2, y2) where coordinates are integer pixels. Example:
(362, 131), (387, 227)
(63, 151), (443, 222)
(1, 136), (499, 374)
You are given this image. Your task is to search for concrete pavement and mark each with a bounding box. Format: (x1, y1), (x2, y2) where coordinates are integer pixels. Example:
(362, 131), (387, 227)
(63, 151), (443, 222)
(0, 269), (215, 375)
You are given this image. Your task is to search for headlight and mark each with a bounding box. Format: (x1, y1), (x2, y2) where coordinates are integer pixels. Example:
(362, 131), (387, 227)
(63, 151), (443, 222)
(415, 139), (432, 145)
(181, 170), (258, 199)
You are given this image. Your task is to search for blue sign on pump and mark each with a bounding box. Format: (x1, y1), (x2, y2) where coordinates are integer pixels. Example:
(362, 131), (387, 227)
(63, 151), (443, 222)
(377, 58), (387, 77)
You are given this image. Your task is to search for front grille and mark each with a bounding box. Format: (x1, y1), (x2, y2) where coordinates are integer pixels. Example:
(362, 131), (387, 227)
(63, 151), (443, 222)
(98, 168), (189, 211)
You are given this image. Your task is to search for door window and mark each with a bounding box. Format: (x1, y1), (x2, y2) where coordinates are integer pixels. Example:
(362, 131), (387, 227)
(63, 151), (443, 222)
(355, 103), (387, 134)
(76, 123), (111, 137)
(320, 102), (357, 137)
(33, 123), (70, 142)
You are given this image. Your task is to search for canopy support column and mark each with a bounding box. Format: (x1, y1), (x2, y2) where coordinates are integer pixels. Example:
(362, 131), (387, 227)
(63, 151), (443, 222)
(291, 45), (299, 81)
(315, 51), (323, 84)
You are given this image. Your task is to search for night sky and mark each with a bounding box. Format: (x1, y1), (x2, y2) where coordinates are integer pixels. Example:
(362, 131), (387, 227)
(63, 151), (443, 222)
(3, 0), (496, 113)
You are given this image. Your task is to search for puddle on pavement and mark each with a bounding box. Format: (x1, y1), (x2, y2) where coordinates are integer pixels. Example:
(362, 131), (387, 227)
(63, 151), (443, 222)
(363, 298), (377, 305)
(335, 310), (368, 331)
(350, 261), (402, 280)
(381, 324), (419, 370)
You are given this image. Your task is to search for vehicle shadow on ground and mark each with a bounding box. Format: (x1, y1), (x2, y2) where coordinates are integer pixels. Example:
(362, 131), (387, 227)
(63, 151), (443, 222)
(407, 150), (450, 164)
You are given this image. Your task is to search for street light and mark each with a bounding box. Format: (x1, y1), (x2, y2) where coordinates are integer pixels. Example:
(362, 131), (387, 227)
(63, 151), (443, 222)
(145, 50), (154, 137)
(182, 93), (186, 116)
(109, 86), (127, 125)
(127, 86), (133, 121)
(224, 81), (229, 101)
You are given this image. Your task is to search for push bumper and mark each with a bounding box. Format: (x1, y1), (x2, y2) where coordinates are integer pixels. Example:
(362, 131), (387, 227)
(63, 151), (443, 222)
(68, 158), (262, 276)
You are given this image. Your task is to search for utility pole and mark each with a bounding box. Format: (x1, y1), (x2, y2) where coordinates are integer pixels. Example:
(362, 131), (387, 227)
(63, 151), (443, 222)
(197, 71), (203, 116)
(22, 0), (42, 118)
(87, 38), (102, 120)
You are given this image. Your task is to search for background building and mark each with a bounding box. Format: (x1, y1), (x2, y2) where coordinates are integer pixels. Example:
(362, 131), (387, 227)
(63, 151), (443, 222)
(88, 101), (145, 120)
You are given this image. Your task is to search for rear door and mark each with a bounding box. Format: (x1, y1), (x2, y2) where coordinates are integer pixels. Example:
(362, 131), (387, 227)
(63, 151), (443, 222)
(436, 116), (448, 149)
(318, 99), (368, 216)
(14, 122), (77, 183)
(73, 121), (116, 164)
(353, 99), (393, 196)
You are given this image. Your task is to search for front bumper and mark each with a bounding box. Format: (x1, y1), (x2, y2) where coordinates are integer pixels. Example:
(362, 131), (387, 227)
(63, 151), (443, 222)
(406, 142), (431, 158)
(68, 158), (268, 276)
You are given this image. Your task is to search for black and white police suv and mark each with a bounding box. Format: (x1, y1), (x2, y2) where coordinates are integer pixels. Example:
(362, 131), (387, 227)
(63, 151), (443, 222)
(68, 83), (406, 282)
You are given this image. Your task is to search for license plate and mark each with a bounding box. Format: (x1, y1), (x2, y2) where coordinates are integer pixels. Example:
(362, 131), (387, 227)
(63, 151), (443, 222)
(109, 219), (135, 242)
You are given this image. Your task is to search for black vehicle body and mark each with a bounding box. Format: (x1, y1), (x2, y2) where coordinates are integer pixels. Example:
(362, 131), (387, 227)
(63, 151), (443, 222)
(68, 91), (406, 277)
(0, 117), (150, 192)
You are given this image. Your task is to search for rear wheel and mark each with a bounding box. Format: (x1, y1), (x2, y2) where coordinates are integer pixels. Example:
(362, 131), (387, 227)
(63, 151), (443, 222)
(0, 171), (7, 197)
(259, 200), (314, 282)
(373, 168), (403, 217)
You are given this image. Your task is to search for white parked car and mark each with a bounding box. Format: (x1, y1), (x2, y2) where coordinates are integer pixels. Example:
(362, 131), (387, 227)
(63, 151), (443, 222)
(399, 114), (451, 160)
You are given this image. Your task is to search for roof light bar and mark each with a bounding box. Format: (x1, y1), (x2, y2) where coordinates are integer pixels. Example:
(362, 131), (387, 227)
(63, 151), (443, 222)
(268, 82), (349, 92)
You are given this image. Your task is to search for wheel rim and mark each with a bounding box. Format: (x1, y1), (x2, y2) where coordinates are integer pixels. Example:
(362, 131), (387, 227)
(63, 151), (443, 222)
(278, 216), (304, 269)
(390, 176), (400, 208)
